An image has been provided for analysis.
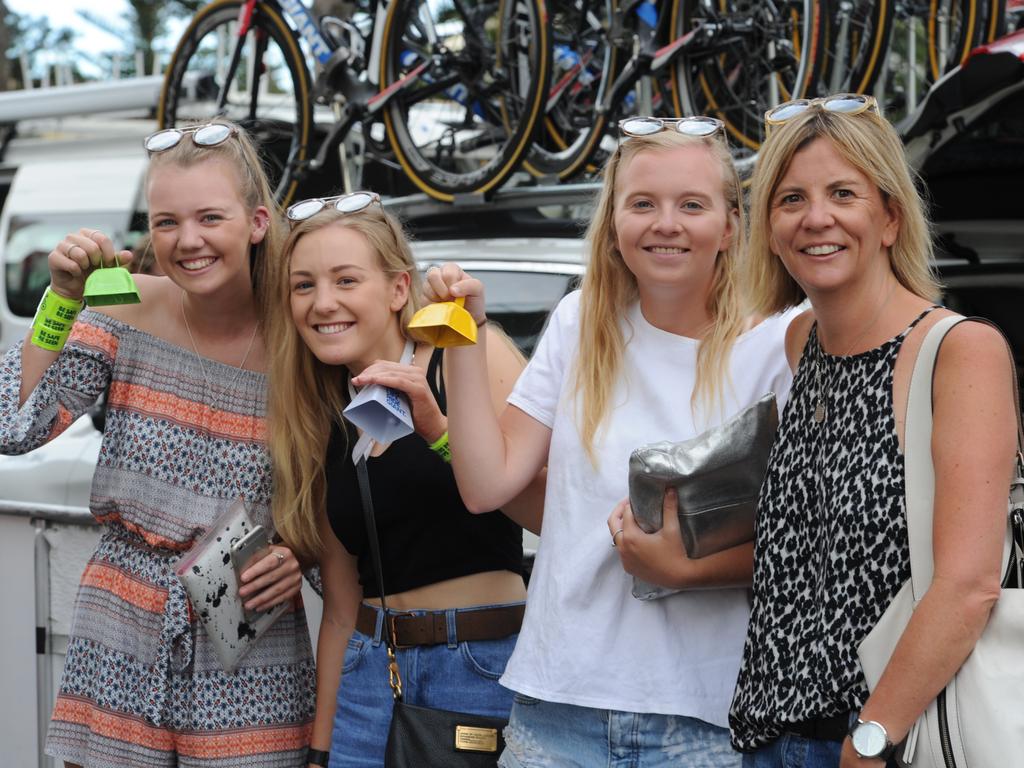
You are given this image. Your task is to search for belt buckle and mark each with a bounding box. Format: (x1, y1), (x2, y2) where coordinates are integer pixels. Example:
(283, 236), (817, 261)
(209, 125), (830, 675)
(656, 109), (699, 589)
(387, 611), (418, 649)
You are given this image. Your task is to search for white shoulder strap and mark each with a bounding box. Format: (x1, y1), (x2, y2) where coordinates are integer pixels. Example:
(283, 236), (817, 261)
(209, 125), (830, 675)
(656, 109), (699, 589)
(904, 314), (965, 601)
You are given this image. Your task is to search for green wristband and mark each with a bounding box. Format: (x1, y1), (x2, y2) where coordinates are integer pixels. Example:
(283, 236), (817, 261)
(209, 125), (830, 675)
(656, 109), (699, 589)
(429, 430), (452, 463)
(31, 287), (84, 352)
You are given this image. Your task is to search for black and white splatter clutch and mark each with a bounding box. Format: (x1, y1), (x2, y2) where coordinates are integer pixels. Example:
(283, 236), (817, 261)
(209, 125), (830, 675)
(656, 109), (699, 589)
(175, 498), (287, 672)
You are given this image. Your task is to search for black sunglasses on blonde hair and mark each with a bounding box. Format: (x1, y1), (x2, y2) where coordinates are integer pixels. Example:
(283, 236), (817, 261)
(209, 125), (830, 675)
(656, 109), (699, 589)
(285, 191), (382, 225)
(144, 123), (237, 153)
(763, 94), (879, 138)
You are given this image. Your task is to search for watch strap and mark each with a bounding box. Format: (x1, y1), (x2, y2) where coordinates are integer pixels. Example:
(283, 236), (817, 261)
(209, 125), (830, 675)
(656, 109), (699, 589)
(306, 747), (330, 767)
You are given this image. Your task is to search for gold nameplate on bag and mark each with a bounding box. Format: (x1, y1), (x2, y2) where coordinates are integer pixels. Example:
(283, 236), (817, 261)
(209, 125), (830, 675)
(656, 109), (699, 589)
(454, 725), (498, 753)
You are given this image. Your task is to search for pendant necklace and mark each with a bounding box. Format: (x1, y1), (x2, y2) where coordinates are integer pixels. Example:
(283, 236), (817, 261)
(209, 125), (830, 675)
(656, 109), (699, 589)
(181, 290), (259, 415)
(813, 281), (897, 425)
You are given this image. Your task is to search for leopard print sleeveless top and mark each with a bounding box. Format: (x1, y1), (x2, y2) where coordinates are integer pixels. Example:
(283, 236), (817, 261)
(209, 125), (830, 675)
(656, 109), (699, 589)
(729, 307), (936, 751)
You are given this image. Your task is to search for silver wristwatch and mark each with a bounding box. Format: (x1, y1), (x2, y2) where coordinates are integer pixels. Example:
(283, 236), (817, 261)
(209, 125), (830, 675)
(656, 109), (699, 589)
(849, 718), (895, 760)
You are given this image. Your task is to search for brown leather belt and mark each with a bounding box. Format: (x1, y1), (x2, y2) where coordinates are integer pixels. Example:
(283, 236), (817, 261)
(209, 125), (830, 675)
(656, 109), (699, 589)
(785, 711), (854, 743)
(356, 602), (525, 648)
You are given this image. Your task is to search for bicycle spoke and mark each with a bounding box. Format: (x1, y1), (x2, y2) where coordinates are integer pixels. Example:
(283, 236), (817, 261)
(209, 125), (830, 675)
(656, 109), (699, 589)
(381, 0), (549, 199)
(159, 0), (312, 204)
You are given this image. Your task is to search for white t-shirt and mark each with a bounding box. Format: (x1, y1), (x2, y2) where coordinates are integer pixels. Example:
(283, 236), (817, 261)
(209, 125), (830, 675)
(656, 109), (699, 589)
(502, 290), (799, 727)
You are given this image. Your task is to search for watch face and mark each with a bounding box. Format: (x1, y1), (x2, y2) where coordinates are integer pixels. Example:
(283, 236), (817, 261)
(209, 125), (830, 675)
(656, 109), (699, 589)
(852, 721), (888, 756)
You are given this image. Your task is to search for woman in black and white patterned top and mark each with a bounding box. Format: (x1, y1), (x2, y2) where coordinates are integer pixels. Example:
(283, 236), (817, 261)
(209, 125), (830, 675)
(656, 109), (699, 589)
(729, 96), (1016, 768)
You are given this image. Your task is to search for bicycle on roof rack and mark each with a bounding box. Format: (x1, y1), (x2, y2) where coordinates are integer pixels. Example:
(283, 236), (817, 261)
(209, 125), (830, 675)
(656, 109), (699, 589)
(521, 0), (828, 181)
(157, 0), (551, 204)
(820, 0), (1007, 119)
(524, 0), (1010, 183)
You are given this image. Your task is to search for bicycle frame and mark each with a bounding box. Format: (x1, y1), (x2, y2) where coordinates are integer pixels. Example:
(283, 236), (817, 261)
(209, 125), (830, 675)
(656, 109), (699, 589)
(222, 0), (430, 175)
(591, 1), (740, 118)
(277, 0), (334, 65)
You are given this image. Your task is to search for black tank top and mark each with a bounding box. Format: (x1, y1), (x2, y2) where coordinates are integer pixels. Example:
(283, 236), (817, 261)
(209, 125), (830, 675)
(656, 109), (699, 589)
(325, 348), (524, 598)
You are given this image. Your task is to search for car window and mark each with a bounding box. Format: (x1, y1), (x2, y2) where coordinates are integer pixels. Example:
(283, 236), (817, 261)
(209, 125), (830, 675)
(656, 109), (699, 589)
(5, 213), (148, 317)
(472, 270), (581, 356)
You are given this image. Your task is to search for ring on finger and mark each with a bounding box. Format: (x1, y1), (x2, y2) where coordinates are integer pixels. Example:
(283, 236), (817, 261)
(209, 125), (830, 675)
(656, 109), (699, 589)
(611, 529), (624, 548)
(273, 550), (286, 565)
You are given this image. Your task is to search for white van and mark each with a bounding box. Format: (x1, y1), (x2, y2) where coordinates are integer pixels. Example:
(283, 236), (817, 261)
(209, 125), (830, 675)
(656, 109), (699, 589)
(0, 155), (150, 352)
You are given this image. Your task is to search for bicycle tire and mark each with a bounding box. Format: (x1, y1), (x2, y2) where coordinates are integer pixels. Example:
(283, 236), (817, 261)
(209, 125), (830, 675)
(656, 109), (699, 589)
(981, 0), (1008, 41)
(522, 0), (618, 180)
(379, 0), (551, 202)
(821, 0), (894, 94)
(670, 0), (827, 152)
(158, 0), (314, 205)
(927, 0), (981, 81)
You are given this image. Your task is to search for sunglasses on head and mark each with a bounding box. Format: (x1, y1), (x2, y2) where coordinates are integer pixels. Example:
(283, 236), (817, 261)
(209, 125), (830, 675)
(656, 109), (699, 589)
(285, 191), (382, 224)
(144, 123), (237, 153)
(619, 115), (726, 140)
(763, 94), (879, 137)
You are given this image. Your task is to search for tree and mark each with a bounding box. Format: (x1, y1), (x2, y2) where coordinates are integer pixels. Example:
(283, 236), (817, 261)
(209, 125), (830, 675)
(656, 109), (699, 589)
(2, 8), (78, 89)
(1, 1), (11, 90)
(78, 0), (206, 77)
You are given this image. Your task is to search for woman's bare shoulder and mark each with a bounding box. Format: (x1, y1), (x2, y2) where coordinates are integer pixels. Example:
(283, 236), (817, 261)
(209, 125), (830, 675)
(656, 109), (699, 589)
(784, 308), (815, 372)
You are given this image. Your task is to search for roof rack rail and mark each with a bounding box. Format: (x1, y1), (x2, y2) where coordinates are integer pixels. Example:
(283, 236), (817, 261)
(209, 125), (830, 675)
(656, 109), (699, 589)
(0, 76), (164, 124)
(383, 182), (602, 240)
(384, 182), (601, 219)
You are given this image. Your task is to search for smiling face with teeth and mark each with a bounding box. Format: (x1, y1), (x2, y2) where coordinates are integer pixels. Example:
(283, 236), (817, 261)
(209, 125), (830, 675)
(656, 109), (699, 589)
(287, 221), (411, 372)
(768, 137), (899, 298)
(147, 158), (269, 298)
(612, 143), (734, 307)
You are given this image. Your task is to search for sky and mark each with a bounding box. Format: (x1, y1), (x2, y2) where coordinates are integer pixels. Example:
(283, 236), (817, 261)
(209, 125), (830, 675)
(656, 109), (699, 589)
(7, 0), (185, 80)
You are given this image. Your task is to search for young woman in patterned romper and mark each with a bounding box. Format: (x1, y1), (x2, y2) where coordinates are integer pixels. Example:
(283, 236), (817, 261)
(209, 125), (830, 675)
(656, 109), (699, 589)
(729, 98), (1016, 768)
(0, 122), (316, 767)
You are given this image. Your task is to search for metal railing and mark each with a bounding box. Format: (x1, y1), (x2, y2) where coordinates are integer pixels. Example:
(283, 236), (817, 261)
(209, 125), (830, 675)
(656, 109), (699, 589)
(0, 501), (96, 767)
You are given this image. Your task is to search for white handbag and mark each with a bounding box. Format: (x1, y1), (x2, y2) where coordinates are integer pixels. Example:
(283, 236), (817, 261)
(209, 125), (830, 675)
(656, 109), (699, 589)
(857, 315), (1024, 767)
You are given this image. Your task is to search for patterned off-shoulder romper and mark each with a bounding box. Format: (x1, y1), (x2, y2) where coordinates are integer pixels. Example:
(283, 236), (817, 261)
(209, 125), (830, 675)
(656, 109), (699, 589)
(0, 311), (315, 768)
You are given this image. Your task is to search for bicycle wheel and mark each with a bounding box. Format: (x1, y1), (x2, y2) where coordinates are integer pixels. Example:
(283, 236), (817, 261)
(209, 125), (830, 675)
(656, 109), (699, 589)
(821, 0), (894, 94)
(522, 0), (618, 180)
(379, 0), (550, 201)
(981, 0), (1008, 42)
(158, 0), (314, 205)
(671, 0), (827, 152)
(927, 0), (981, 80)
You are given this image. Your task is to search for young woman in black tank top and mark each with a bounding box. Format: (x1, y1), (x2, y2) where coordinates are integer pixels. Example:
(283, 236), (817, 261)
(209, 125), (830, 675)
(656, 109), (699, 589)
(264, 199), (541, 767)
(730, 100), (1016, 768)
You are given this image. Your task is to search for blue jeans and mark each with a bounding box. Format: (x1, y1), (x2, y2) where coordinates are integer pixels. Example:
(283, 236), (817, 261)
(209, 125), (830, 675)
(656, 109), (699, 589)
(498, 694), (741, 768)
(741, 734), (841, 768)
(329, 602), (519, 767)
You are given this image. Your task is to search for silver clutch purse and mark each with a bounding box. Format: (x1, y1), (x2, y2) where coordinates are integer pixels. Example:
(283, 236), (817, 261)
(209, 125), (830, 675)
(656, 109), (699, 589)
(628, 392), (779, 600)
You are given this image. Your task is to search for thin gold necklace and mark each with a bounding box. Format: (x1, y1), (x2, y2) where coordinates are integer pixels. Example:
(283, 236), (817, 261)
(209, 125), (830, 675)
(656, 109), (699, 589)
(813, 281), (897, 424)
(180, 291), (258, 413)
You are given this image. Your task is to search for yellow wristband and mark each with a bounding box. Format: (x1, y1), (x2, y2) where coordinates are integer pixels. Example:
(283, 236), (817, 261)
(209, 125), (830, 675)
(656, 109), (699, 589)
(429, 430), (451, 463)
(31, 287), (84, 352)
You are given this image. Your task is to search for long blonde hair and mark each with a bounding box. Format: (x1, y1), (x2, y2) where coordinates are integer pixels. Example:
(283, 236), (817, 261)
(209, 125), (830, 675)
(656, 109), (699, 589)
(267, 206), (424, 562)
(576, 130), (747, 463)
(746, 108), (941, 315)
(144, 120), (283, 323)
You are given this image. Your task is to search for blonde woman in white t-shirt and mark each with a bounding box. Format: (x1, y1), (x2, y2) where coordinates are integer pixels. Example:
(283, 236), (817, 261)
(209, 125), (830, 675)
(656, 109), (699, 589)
(423, 122), (797, 766)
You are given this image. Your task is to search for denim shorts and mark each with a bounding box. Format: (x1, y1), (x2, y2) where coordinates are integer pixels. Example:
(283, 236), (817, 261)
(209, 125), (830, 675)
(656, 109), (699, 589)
(741, 734), (841, 768)
(741, 735), (900, 768)
(498, 694), (741, 768)
(328, 602), (520, 768)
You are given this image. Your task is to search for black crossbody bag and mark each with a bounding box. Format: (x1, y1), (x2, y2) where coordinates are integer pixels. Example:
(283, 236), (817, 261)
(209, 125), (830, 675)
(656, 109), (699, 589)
(354, 457), (508, 767)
